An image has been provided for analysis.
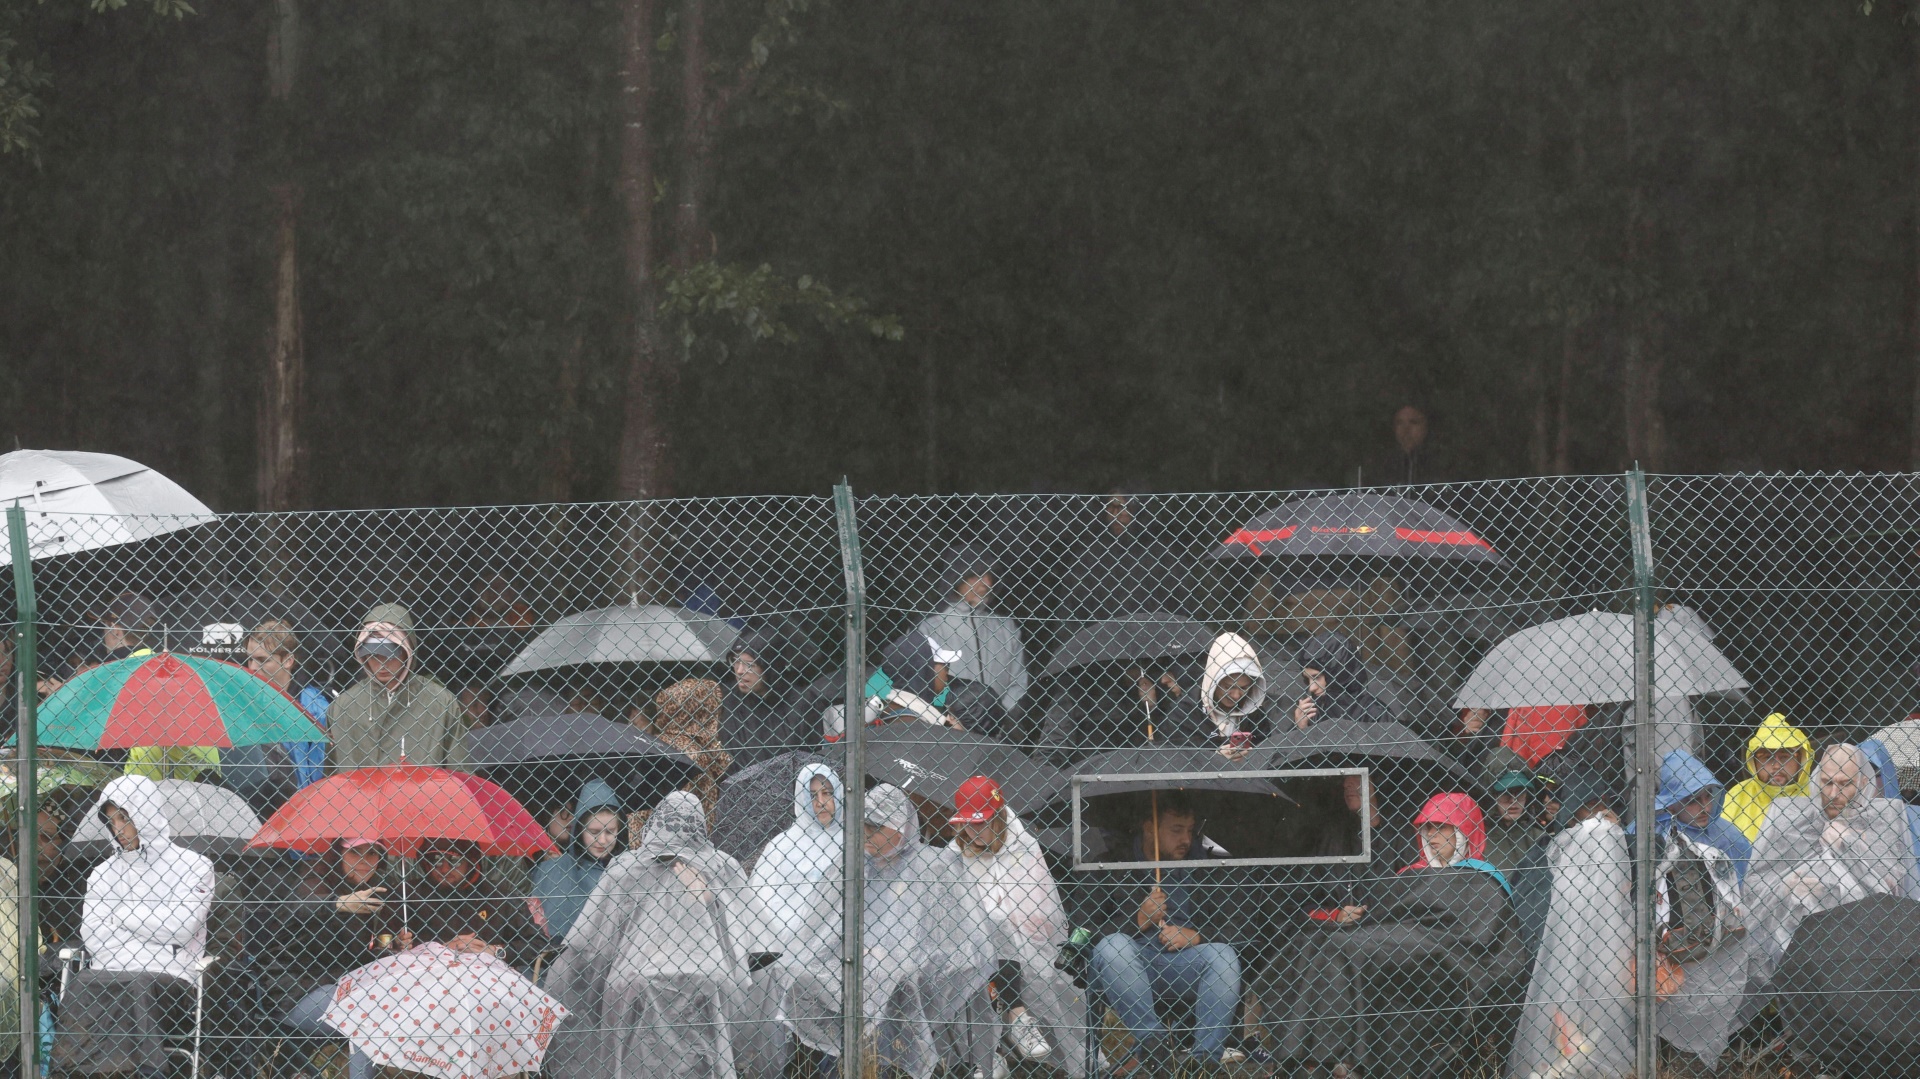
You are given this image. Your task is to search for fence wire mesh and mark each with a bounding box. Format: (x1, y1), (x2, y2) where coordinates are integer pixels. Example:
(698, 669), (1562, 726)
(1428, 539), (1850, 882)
(1, 475), (1915, 1079)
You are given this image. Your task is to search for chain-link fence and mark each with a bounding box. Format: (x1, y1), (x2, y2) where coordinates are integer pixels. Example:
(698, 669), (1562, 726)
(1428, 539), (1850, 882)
(3, 473), (1916, 1079)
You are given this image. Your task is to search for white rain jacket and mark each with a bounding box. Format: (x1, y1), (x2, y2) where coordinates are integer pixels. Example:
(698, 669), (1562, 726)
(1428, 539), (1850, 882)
(1201, 631), (1267, 740)
(951, 810), (1085, 1078)
(80, 774), (215, 980)
(746, 763), (844, 954)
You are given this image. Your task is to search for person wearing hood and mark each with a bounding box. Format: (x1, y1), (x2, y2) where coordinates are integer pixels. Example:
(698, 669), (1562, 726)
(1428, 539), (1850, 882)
(1720, 712), (1812, 842)
(779, 784), (995, 1079)
(917, 545), (1033, 714)
(1070, 790), (1244, 1079)
(947, 776), (1085, 1078)
(747, 763), (844, 953)
(1745, 744), (1916, 989)
(1478, 747), (1541, 874)
(533, 780), (625, 943)
(723, 620), (813, 768)
(56, 775), (217, 1078)
(1647, 749), (1753, 879)
(1162, 632), (1268, 760)
(1057, 491), (1191, 621)
(1858, 737), (1920, 865)
(1259, 793), (1525, 1079)
(543, 791), (761, 1079)
(329, 603), (466, 770)
(1288, 632), (1386, 728)
(880, 629), (1007, 737)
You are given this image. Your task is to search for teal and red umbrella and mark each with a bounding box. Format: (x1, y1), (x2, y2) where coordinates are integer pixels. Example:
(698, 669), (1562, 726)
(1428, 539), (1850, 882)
(35, 652), (325, 750)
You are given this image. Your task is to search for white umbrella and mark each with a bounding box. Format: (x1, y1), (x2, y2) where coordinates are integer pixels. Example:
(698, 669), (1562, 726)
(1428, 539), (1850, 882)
(325, 943), (568, 1079)
(0, 449), (215, 566)
(69, 779), (262, 859)
(1453, 610), (1748, 710)
(498, 604), (739, 677)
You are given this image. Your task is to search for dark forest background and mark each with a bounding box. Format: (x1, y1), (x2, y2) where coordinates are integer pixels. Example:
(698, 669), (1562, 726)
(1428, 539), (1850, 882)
(1, 0), (1917, 508)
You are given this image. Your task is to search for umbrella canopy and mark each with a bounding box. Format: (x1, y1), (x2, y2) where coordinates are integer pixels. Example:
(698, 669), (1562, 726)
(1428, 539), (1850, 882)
(497, 604), (738, 677)
(1863, 719), (1920, 795)
(1043, 611), (1215, 676)
(710, 749), (833, 862)
(1211, 491), (1501, 563)
(35, 652), (326, 750)
(1251, 719), (1465, 779)
(249, 763), (556, 859)
(1452, 611), (1748, 709)
(68, 779), (262, 860)
(463, 711), (701, 811)
(825, 725), (1070, 814)
(1775, 893), (1920, 1078)
(325, 943), (568, 1079)
(0, 449), (215, 566)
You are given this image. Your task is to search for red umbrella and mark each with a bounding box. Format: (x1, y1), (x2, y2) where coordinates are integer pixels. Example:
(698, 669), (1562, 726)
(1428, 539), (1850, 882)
(248, 761), (556, 859)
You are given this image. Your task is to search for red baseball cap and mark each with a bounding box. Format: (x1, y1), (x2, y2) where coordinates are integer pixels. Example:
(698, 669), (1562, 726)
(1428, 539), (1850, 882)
(949, 776), (1006, 824)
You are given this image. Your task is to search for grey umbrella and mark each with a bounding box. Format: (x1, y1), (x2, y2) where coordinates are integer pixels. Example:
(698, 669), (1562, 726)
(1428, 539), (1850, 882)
(1043, 611), (1215, 676)
(825, 725), (1070, 815)
(709, 750), (833, 863)
(68, 779), (263, 862)
(464, 711), (701, 811)
(497, 604), (739, 676)
(1453, 610), (1747, 709)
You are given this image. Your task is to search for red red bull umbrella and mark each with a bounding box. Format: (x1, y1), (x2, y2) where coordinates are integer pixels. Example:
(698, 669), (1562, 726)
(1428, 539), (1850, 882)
(1210, 491), (1501, 563)
(34, 651), (324, 750)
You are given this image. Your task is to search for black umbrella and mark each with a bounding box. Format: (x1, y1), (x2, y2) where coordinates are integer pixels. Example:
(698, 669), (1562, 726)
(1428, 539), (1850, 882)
(710, 750), (833, 863)
(824, 724), (1070, 815)
(463, 711), (701, 812)
(1042, 611), (1215, 676)
(1776, 893), (1920, 1077)
(1210, 490), (1501, 563)
(1252, 719), (1465, 779)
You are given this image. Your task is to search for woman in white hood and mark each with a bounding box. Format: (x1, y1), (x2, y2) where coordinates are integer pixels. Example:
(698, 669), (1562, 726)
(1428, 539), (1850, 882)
(79, 773), (216, 979)
(1167, 632), (1268, 759)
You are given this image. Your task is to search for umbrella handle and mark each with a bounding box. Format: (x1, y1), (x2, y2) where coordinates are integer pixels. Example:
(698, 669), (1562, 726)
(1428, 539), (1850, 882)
(1151, 789), (1161, 886)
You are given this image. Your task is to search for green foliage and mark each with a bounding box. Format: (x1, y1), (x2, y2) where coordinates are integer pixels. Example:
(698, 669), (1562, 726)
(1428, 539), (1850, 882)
(0, 0), (190, 157)
(662, 260), (901, 356)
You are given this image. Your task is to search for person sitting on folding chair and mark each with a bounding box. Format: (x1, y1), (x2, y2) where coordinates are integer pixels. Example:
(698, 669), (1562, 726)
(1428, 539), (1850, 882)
(56, 774), (216, 1078)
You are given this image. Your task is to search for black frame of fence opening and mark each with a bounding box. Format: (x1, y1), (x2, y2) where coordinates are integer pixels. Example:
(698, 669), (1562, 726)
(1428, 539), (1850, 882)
(1068, 766), (1370, 870)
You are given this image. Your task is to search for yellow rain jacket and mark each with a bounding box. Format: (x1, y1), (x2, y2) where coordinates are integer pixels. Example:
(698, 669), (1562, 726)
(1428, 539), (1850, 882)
(1720, 712), (1812, 841)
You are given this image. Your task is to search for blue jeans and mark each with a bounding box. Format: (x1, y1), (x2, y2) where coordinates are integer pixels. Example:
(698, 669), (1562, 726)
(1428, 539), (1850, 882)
(1088, 934), (1240, 1062)
(283, 984), (373, 1079)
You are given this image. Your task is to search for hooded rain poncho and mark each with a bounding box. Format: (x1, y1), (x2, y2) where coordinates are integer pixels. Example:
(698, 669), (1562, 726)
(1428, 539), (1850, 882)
(745, 763), (843, 954)
(1743, 745), (1918, 988)
(917, 545), (1032, 713)
(1508, 816), (1635, 1079)
(544, 791), (761, 1079)
(329, 603), (467, 770)
(1857, 737), (1920, 865)
(781, 784), (995, 1079)
(951, 809), (1085, 1078)
(1652, 750), (1752, 879)
(79, 774), (216, 980)
(1721, 713), (1811, 843)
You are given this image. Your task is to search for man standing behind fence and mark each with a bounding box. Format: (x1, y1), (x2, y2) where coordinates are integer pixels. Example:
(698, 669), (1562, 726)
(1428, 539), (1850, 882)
(329, 603), (466, 770)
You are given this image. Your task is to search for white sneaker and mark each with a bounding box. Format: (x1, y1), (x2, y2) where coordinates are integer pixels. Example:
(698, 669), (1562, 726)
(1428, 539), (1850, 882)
(1006, 1011), (1053, 1060)
(971, 1053), (1012, 1079)
(1219, 1048), (1247, 1066)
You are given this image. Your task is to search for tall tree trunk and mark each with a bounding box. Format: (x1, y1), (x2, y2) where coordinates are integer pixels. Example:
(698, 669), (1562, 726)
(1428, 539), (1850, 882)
(613, 0), (668, 503)
(1528, 349), (1551, 476)
(259, 0), (303, 512)
(1911, 20), (1920, 468)
(672, 0), (711, 271)
(1554, 320), (1576, 475)
(922, 338), (938, 491)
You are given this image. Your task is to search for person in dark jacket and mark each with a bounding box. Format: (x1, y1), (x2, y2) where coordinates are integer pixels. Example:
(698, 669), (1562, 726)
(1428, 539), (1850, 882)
(381, 839), (545, 973)
(721, 619), (813, 767)
(1072, 791), (1243, 1078)
(275, 839), (393, 1079)
(1057, 493), (1190, 621)
(1288, 633), (1387, 727)
(880, 629), (1007, 738)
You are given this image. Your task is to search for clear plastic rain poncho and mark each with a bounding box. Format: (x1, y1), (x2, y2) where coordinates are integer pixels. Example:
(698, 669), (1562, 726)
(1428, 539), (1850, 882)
(1507, 816), (1635, 1079)
(746, 763), (844, 953)
(1744, 745), (1919, 989)
(1654, 828), (1749, 1067)
(951, 808), (1086, 1078)
(543, 791), (762, 1079)
(781, 784), (995, 1079)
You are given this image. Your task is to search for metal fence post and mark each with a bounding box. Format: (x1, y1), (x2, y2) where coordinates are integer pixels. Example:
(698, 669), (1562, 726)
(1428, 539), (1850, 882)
(832, 481), (867, 1079)
(1625, 469), (1658, 1079)
(7, 506), (38, 1077)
